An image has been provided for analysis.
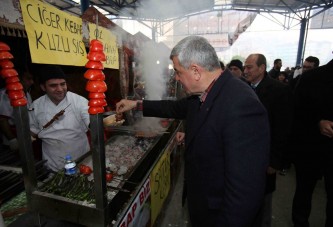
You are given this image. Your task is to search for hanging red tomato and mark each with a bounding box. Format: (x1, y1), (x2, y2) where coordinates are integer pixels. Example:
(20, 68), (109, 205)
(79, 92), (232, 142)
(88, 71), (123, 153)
(0, 51), (14, 60)
(88, 92), (106, 99)
(0, 42), (10, 51)
(86, 80), (107, 92)
(10, 97), (27, 106)
(90, 39), (103, 52)
(88, 106), (104, 114)
(8, 90), (25, 100)
(85, 60), (104, 69)
(1, 68), (18, 79)
(0, 60), (14, 69)
(6, 76), (20, 84)
(87, 51), (106, 61)
(88, 98), (107, 107)
(84, 69), (105, 80)
(6, 82), (23, 91)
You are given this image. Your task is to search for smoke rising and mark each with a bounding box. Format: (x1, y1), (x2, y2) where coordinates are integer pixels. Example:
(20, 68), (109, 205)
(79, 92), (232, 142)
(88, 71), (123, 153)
(139, 41), (170, 100)
(116, 0), (203, 131)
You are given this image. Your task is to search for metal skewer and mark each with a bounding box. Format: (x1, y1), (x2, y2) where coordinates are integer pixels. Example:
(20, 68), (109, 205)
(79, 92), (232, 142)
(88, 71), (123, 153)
(108, 126), (169, 134)
(36, 104), (71, 136)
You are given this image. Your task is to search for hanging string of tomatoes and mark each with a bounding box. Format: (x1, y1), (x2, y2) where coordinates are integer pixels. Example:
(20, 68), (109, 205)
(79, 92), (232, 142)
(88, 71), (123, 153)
(0, 41), (28, 107)
(84, 39), (107, 115)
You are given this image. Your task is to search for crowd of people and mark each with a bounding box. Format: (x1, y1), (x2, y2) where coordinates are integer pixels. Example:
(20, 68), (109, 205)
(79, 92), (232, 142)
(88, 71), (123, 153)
(116, 36), (333, 227)
(1, 35), (332, 227)
(220, 54), (331, 227)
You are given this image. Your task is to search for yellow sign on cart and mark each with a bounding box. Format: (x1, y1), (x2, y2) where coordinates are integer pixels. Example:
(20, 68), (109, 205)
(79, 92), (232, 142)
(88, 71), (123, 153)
(88, 23), (119, 69)
(150, 146), (171, 225)
(20, 0), (87, 66)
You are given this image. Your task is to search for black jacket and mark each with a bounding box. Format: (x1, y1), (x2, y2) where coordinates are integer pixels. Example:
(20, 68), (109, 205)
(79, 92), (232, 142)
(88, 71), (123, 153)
(254, 74), (294, 193)
(143, 70), (270, 227)
(292, 59), (333, 160)
(255, 74), (294, 169)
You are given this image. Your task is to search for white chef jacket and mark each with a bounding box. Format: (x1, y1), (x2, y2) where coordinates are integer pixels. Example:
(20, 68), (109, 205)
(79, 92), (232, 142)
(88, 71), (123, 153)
(0, 88), (32, 144)
(29, 91), (90, 171)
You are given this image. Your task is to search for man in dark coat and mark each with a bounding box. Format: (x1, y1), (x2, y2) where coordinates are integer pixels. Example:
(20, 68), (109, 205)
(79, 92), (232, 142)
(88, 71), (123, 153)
(291, 58), (333, 227)
(268, 58), (282, 79)
(289, 56), (320, 91)
(116, 36), (270, 227)
(228, 59), (244, 79)
(244, 53), (293, 227)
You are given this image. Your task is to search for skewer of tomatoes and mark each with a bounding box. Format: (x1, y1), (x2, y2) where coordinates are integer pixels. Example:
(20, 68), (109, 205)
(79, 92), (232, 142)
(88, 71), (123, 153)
(0, 41), (27, 107)
(85, 39), (108, 115)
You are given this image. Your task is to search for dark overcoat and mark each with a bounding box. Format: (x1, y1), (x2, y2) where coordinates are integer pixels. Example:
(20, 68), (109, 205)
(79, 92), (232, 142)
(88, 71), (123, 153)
(254, 74), (294, 193)
(292, 59), (333, 161)
(143, 70), (270, 226)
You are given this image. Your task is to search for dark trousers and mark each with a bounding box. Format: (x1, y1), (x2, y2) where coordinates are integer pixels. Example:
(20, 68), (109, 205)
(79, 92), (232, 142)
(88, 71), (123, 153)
(292, 159), (333, 227)
(252, 193), (273, 227)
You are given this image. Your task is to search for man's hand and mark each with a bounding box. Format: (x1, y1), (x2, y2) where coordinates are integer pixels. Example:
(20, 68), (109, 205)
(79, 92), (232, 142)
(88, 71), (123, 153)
(176, 132), (185, 145)
(116, 99), (138, 113)
(267, 166), (277, 175)
(319, 120), (333, 138)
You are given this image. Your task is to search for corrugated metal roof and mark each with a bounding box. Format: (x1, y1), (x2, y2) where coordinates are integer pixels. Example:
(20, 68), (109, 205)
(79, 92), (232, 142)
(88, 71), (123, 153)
(45, 0), (333, 20)
(232, 0), (328, 12)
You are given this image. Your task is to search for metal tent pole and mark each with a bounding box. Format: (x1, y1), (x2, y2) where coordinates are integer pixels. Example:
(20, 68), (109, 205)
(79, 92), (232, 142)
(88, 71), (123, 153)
(13, 106), (37, 199)
(296, 18), (307, 66)
(89, 114), (108, 224)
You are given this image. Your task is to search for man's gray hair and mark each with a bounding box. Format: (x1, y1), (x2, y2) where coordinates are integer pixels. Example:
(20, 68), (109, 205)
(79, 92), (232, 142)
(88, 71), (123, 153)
(170, 36), (220, 72)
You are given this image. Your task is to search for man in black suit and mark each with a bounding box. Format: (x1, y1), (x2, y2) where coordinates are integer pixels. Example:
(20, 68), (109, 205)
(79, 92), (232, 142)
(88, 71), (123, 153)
(244, 53), (294, 227)
(268, 58), (282, 79)
(117, 36), (270, 227)
(291, 58), (333, 227)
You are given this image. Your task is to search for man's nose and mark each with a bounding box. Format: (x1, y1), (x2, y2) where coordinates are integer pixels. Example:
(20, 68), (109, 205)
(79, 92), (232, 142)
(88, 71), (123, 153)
(55, 85), (63, 91)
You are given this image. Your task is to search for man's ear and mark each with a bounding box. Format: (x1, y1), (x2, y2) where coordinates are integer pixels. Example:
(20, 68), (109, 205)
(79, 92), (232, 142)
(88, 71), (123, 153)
(259, 64), (266, 74)
(40, 84), (46, 92)
(191, 64), (201, 81)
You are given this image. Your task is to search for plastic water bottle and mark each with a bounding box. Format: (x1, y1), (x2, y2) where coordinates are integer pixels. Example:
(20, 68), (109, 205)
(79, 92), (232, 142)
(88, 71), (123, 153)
(64, 154), (77, 175)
